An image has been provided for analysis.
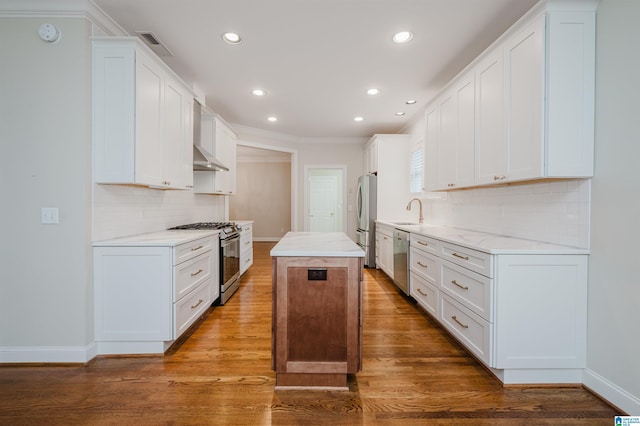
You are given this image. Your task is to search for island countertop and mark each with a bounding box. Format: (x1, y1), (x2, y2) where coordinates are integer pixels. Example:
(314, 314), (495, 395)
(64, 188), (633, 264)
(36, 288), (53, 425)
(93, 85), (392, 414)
(270, 232), (365, 258)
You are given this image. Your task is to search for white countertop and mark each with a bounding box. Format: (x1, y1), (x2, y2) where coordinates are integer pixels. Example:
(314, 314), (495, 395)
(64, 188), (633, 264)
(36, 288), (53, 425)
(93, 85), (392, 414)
(270, 232), (365, 257)
(376, 221), (589, 255)
(93, 229), (219, 247)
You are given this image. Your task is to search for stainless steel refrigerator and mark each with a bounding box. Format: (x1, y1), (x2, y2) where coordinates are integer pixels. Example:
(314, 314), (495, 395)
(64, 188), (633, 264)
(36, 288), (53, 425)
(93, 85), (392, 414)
(355, 174), (377, 267)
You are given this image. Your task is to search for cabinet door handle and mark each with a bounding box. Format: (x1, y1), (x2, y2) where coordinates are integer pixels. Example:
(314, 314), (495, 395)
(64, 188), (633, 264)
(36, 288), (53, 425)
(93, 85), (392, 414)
(451, 315), (469, 329)
(191, 245), (204, 252)
(245, 258), (251, 263)
(417, 261), (428, 268)
(451, 279), (469, 290)
(191, 299), (203, 309)
(452, 252), (469, 261)
(191, 268), (203, 277)
(417, 288), (428, 297)
(417, 241), (428, 246)
(493, 175), (506, 181)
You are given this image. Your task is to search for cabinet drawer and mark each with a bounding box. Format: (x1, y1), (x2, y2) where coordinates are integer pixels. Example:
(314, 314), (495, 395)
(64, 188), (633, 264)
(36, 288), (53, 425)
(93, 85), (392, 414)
(174, 251), (212, 302)
(410, 272), (439, 318)
(410, 234), (439, 256)
(441, 260), (492, 321)
(240, 248), (253, 274)
(410, 247), (439, 284)
(441, 242), (493, 277)
(174, 279), (211, 338)
(174, 236), (214, 265)
(440, 294), (492, 366)
(241, 232), (253, 250)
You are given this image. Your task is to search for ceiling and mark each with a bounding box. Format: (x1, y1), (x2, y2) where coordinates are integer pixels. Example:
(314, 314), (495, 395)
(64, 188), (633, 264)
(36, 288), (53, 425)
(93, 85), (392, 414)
(92, 0), (539, 139)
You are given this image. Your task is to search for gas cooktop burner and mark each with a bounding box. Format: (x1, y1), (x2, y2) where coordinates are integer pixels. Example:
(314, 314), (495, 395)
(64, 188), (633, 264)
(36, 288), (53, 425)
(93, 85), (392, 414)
(168, 222), (236, 230)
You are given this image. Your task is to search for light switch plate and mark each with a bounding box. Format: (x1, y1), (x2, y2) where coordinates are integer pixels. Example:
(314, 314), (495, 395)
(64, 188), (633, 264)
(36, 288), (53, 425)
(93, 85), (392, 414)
(41, 207), (59, 224)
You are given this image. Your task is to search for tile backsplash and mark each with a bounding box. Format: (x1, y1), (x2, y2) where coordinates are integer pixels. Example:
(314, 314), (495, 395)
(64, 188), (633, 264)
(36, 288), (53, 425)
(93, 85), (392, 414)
(425, 179), (590, 248)
(92, 184), (226, 241)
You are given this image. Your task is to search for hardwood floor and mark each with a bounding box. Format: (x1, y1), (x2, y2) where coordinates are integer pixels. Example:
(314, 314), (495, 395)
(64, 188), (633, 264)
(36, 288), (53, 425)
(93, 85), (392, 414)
(0, 242), (618, 425)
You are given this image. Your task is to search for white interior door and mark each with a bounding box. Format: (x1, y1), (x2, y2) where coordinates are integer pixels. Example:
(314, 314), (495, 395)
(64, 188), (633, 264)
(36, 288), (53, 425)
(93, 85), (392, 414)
(309, 175), (338, 232)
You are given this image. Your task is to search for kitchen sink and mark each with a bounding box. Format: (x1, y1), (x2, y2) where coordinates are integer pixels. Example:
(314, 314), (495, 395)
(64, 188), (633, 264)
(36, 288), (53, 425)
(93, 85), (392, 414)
(390, 221), (420, 226)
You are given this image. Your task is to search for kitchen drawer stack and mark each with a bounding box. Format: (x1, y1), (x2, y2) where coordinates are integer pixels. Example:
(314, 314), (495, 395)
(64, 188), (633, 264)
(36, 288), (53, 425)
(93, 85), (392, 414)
(239, 223), (253, 275)
(409, 232), (587, 384)
(94, 234), (219, 355)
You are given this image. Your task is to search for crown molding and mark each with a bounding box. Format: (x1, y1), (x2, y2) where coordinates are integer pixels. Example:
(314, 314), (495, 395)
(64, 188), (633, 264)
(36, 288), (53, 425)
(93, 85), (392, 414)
(0, 0), (128, 36)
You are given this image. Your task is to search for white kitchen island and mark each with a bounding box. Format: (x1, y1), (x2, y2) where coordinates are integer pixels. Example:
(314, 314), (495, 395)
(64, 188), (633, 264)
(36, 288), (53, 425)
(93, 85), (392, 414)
(270, 232), (364, 388)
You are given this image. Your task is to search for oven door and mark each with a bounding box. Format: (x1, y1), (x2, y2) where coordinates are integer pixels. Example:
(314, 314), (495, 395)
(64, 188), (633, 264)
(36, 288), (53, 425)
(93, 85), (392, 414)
(220, 234), (240, 302)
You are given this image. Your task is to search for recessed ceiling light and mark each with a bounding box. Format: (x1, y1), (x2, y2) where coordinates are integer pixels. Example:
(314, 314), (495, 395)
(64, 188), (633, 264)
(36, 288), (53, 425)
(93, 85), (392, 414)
(396, 112), (406, 116)
(252, 89), (266, 96)
(405, 100), (417, 105)
(367, 88), (380, 95)
(222, 32), (242, 44)
(267, 116), (278, 122)
(393, 31), (413, 44)
(354, 116), (364, 122)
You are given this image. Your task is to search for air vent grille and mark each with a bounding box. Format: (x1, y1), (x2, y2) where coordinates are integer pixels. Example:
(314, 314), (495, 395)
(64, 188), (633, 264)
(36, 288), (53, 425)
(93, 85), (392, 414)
(135, 31), (174, 57)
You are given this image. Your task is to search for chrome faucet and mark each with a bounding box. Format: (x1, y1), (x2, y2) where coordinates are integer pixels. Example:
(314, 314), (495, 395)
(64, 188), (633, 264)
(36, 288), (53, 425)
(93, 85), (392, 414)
(406, 198), (424, 224)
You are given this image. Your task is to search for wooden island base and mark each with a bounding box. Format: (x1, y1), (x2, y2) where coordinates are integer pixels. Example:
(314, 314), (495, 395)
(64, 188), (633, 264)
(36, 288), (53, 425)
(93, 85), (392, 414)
(276, 373), (348, 389)
(270, 233), (364, 389)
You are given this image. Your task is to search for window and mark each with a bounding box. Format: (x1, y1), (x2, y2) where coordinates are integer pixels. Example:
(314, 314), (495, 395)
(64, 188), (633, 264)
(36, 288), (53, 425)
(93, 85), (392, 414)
(410, 146), (423, 194)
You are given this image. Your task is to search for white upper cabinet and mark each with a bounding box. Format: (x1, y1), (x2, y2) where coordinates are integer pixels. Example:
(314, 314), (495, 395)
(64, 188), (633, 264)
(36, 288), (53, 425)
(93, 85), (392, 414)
(363, 137), (379, 175)
(424, 0), (596, 191)
(503, 15), (545, 182)
(193, 112), (237, 195)
(426, 72), (475, 191)
(474, 48), (505, 185)
(93, 38), (194, 190)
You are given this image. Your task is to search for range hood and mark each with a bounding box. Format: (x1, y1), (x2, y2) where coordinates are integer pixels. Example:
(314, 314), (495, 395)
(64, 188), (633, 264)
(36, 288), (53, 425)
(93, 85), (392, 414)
(193, 144), (229, 172)
(192, 100), (229, 172)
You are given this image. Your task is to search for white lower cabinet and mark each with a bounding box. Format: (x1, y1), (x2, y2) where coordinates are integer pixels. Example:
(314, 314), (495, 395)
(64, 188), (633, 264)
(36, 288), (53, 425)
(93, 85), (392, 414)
(94, 234), (219, 354)
(239, 222), (254, 275)
(409, 231), (587, 384)
(375, 223), (394, 279)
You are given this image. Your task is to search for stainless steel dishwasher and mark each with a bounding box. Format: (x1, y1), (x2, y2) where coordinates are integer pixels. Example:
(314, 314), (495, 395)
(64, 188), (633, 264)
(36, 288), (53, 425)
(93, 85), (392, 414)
(392, 228), (409, 295)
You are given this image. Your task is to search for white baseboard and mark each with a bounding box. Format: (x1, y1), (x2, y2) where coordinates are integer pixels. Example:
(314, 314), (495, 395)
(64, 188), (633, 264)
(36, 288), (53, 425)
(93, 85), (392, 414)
(0, 343), (97, 364)
(583, 368), (640, 415)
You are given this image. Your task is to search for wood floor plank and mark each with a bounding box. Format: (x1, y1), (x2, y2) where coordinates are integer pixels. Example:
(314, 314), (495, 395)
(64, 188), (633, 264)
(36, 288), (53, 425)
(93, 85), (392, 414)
(0, 242), (619, 425)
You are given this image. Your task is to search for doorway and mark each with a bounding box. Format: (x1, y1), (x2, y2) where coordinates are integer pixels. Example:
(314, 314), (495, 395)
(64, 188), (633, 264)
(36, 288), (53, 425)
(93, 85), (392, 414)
(304, 166), (346, 233)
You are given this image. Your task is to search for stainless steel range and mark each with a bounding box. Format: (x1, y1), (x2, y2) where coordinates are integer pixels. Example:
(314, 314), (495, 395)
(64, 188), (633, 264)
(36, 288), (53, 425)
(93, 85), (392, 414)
(168, 222), (241, 304)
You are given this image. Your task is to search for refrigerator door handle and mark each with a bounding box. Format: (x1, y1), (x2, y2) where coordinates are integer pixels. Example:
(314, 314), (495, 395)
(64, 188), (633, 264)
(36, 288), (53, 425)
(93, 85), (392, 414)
(356, 180), (363, 223)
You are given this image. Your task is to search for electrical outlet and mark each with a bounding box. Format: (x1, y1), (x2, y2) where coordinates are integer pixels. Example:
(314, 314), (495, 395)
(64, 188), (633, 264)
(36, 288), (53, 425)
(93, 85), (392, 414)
(41, 207), (59, 224)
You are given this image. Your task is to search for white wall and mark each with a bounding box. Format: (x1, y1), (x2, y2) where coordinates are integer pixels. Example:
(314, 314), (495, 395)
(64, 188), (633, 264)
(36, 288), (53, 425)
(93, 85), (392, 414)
(426, 180), (591, 248)
(583, 0), (640, 414)
(235, 127), (366, 242)
(0, 17), (94, 358)
(93, 184), (225, 241)
(229, 159), (291, 241)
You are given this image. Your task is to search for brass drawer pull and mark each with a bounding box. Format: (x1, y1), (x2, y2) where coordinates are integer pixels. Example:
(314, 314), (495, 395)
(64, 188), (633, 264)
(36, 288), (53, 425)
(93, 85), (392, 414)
(191, 268), (203, 277)
(451, 279), (469, 290)
(417, 261), (428, 268)
(191, 299), (203, 309)
(417, 288), (428, 297)
(452, 252), (469, 261)
(191, 245), (204, 251)
(451, 315), (469, 329)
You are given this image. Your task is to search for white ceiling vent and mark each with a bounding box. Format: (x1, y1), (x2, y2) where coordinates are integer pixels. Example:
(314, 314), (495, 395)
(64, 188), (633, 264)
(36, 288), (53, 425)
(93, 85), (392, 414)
(135, 31), (174, 57)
